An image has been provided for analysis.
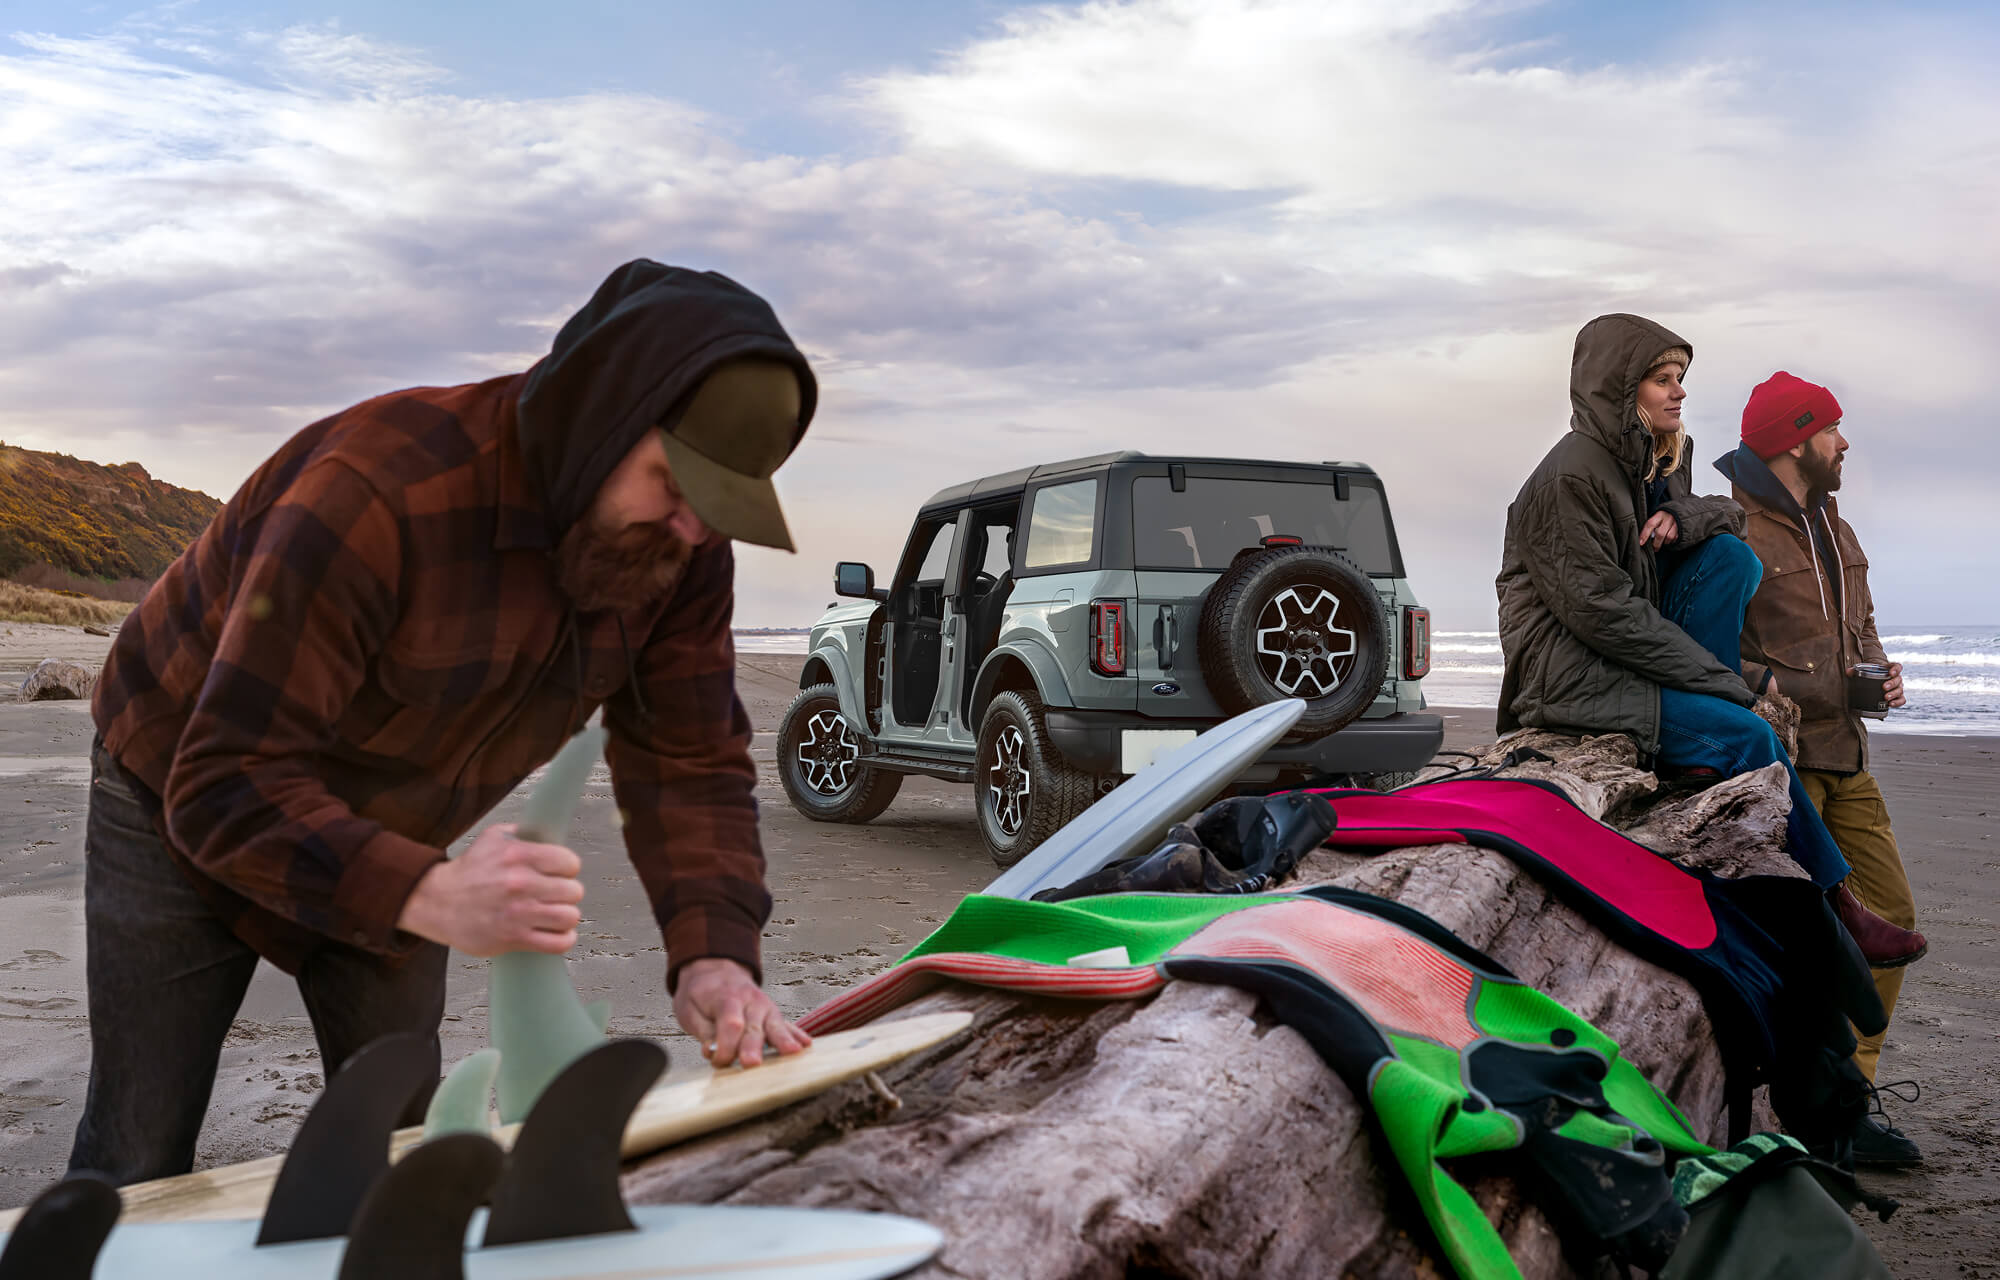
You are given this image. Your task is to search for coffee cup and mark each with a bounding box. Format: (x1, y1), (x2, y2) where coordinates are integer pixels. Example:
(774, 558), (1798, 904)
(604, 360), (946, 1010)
(1848, 662), (1893, 719)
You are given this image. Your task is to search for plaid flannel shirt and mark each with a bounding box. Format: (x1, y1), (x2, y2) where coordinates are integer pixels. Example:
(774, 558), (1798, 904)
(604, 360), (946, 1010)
(94, 373), (769, 985)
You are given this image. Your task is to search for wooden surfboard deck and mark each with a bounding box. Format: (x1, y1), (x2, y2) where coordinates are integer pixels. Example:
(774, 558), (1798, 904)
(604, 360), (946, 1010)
(983, 698), (1307, 901)
(0, 1012), (969, 1230)
(0, 1203), (944, 1279)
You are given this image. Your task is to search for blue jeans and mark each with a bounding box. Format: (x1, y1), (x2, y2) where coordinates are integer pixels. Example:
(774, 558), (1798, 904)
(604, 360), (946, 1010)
(1655, 535), (1850, 889)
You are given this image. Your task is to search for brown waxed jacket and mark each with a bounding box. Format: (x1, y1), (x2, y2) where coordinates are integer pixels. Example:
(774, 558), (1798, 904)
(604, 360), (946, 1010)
(1719, 449), (1887, 773)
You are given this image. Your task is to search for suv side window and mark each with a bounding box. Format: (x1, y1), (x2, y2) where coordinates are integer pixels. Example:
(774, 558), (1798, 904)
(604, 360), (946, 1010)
(914, 523), (955, 582)
(980, 525), (1014, 579)
(1022, 479), (1098, 570)
(890, 513), (959, 626)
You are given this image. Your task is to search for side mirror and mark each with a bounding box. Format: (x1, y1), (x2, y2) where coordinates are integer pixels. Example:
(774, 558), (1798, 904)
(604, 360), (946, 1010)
(835, 562), (888, 602)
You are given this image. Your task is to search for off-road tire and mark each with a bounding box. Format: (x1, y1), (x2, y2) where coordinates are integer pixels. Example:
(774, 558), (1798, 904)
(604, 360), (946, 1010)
(776, 685), (902, 824)
(1360, 769), (1421, 792)
(974, 689), (1095, 867)
(1197, 544), (1390, 740)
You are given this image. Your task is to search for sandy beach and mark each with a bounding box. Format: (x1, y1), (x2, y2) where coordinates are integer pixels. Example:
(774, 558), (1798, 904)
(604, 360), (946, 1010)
(1, 634), (1994, 1276)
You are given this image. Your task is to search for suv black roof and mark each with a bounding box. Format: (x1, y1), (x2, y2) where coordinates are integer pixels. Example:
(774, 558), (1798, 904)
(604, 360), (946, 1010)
(920, 451), (1382, 513)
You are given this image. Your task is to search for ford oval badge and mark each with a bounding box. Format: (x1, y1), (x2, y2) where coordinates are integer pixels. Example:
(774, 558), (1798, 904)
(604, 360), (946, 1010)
(1152, 682), (1181, 696)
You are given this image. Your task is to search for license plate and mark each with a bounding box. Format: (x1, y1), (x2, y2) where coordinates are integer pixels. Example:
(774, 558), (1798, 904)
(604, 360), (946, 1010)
(1120, 728), (1199, 774)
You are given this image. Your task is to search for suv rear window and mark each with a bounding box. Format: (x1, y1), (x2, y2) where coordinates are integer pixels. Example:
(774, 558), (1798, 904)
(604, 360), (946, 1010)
(1131, 475), (1399, 575)
(1023, 479), (1098, 568)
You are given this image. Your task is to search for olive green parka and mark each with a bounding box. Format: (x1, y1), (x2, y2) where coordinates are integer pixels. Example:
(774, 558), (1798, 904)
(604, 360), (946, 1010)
(1496, 314), (1753, 753)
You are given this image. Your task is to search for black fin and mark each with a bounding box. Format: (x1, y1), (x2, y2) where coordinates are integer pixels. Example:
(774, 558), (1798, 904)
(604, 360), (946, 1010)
(481, 1038), (666, 1248)
(336, 1132), (503, 1280)
(258, 1031), (436, 1245)
(0, 1173), (121, 1280)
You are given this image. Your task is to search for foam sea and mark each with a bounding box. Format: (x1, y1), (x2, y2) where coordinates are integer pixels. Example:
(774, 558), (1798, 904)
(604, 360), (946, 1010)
(735, 626), (2000, 737)
(1426, 625), (2000, 737)
(735, 629), (813, 656)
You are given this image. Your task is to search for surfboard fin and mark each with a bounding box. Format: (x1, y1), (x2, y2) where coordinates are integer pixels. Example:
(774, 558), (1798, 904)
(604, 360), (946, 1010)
(336, 1132), (504, 1280)
(257, 1031), (437, 1246)
(490, 725), (615, 1124)
(423, 1047), (502, 1139)
(482, 1038), (667, 1248)
(0, 1172), (120, 1280)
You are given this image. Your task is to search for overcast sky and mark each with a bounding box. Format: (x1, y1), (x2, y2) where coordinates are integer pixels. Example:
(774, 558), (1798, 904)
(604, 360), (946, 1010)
(3, 0), (1995, 627)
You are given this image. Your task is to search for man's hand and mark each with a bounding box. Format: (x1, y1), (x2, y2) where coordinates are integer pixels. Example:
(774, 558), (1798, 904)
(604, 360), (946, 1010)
(1878, 662), (1906, 708)
(396, 823), (584, 956)
(673, 956), (812, 1068)
(1640, 510), (1680, 550)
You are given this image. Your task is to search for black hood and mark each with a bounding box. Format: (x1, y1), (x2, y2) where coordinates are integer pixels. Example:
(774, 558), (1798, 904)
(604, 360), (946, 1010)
(1715, 442), (1824, 522)
(516, 260), (817, 539)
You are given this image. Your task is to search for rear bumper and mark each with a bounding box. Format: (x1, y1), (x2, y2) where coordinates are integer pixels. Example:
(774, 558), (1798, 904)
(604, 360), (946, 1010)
(1045, 708), (1445, 778)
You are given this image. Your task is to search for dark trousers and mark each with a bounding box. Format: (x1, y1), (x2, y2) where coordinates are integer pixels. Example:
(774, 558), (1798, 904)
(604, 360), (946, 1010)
(1653, 534), (1850, 888)
(68, 739), (446, 1185)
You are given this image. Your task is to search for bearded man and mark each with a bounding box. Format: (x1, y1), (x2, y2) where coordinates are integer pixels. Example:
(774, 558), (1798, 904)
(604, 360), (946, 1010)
(1716, 370), (1927, 1168)
(72, 261), (814, 1185)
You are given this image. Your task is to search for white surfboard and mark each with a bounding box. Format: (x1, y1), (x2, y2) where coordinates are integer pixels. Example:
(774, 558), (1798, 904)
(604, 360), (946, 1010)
(983, 698), (1306, 901)
(37, 1012), (971, 1229)
(0, 1204), (942, 1280)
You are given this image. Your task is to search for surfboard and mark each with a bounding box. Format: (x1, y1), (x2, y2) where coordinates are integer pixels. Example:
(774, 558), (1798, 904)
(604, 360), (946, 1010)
(0, 1203), (943, 1280)
(5, 1012), (970, 1229)
(982, 697), (1307, 901)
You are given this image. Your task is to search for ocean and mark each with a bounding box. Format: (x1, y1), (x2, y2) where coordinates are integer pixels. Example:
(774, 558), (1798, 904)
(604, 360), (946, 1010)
(734, 625), (2000, 737)
(1426, 625), (2000, 737)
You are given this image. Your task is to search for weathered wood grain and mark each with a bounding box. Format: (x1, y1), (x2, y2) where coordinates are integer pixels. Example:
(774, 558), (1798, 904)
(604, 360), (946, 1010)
(624, 734), (1797, 1279)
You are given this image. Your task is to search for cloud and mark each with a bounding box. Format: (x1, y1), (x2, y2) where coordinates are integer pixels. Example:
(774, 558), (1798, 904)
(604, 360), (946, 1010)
(0, 23), (1355, 448)
(848, 0), (2000, 624)
(1, 2), (1996, 629)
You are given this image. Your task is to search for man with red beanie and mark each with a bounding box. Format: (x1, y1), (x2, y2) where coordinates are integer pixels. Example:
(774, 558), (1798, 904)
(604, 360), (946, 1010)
(1716, 371), (1926, 1167)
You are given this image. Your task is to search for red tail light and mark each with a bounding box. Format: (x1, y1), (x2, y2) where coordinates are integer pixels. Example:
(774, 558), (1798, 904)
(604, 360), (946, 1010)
(1090, 601), (1126, 676)
(1260, 534), (1304, 548)
(1403, 607), (1431, 680)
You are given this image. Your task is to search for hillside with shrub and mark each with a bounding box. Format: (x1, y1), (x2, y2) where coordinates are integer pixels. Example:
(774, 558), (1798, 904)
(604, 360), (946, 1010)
(0, 442), (221, 588)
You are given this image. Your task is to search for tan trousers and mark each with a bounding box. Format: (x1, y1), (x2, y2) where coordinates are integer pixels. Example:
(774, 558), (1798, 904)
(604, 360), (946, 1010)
(1800, 768), (1918, 1083)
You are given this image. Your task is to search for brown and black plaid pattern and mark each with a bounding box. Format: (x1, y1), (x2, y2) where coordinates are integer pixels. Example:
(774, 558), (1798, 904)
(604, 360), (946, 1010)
(94, 373), (769, 984)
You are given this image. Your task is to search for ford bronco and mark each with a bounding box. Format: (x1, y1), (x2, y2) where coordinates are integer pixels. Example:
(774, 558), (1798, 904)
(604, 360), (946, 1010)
(777, 452), (1442, 865)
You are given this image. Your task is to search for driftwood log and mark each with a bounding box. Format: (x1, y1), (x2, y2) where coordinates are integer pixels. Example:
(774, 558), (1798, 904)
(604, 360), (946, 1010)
(19, 657), (96, 701)
(625, 732), (1799, 1278)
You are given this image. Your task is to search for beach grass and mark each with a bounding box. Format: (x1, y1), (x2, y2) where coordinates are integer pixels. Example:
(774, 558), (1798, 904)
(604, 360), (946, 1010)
(0, 580), (133, 627)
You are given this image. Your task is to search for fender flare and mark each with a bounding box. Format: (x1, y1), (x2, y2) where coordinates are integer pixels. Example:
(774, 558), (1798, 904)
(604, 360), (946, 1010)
(969, 640), (1075, 727)
(799, 643), (870, 732)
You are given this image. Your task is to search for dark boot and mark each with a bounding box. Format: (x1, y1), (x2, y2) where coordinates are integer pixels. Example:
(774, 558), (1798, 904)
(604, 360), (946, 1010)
(1852, 1115), (1922, 1168)
(1831, 882), (1928, 968)
(1852, 1080), (1923, 1168)
(1657, 764), (1724, 796)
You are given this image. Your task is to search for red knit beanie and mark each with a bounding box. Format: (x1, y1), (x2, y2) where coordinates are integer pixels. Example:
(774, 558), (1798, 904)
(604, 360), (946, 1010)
(1741, 371), (1841, 459)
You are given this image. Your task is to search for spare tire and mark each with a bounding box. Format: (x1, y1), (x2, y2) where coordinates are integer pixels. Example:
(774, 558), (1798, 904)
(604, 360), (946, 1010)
(1196, 544), (1390, 739)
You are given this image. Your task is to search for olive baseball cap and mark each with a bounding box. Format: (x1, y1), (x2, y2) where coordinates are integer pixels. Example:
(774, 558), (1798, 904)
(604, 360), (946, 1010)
(659, 358), (808, 551)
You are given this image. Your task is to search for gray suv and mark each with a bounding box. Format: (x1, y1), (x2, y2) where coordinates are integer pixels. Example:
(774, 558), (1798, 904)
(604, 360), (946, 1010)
(777, 452), (1442, 864)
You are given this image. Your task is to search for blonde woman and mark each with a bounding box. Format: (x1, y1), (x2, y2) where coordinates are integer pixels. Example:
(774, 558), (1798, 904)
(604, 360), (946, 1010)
(1495, 313), (1923, 965)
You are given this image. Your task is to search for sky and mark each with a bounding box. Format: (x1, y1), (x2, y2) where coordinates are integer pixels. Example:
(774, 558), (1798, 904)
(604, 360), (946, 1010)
(2, 0), (1996, 629)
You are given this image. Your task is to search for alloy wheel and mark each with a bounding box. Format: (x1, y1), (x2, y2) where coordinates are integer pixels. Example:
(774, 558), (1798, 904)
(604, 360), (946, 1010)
(1253, 586), (1358, 698)
(797, 709), (859, 796)
(986, 724), (1033, 836)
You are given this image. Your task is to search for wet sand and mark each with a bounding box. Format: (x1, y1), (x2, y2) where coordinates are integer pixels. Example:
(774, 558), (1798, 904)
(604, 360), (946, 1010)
(0, 637), (1993, 1275)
